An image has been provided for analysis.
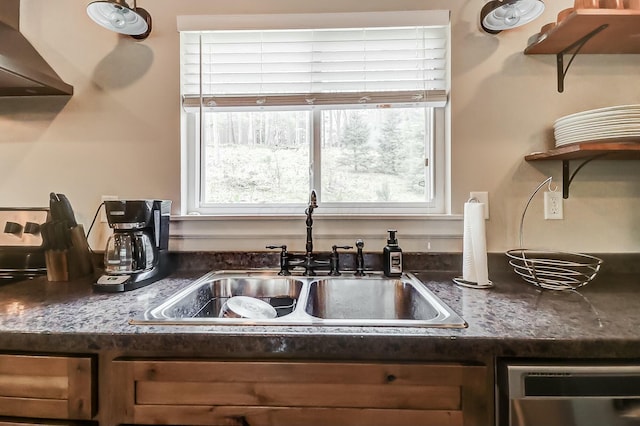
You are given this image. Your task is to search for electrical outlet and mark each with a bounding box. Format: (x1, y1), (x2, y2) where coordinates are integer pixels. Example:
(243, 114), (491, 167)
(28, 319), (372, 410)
(469, 191), (489, 219)
(544, 191), (563, 220)
(100, 195), (118, 222)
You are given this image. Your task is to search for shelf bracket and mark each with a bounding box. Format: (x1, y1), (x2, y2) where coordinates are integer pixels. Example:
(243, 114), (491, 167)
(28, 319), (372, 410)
(561, 154), (608, 198)
(556, 24), (608, 93)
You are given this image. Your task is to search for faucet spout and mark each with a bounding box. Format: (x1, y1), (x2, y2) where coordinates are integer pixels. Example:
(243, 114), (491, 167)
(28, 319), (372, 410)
(305, 190), (317, 256)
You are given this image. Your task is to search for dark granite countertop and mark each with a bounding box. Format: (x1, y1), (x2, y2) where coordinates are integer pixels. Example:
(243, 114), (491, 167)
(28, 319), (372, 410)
(0, 261), (639, 361)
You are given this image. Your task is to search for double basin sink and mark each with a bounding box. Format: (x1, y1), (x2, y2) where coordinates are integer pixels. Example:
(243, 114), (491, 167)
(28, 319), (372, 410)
(136, 270), (467, 328)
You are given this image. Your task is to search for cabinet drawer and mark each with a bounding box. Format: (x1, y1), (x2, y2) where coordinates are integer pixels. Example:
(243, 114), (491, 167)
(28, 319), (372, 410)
(0, 354), (94, 420)
(112, 359), (487, 426)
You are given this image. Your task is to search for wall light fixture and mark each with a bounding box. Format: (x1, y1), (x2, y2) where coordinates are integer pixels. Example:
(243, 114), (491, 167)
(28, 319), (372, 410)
(480, 0), (545, 34)
(87, 0), (152, 40)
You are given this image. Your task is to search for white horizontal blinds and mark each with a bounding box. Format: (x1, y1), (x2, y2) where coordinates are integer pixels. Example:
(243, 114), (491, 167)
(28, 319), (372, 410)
(180, 12), (449, 110)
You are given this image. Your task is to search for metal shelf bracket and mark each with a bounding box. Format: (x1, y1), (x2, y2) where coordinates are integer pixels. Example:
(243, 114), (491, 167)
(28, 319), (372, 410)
(561, 154), (608, 198)
(556, 24), (608, 93)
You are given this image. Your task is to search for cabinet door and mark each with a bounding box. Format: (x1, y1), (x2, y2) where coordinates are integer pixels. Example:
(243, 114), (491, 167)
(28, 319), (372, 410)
(112, 359), (487, 426)
(0, 354), (94, 420)
(0, 422), (84, 426)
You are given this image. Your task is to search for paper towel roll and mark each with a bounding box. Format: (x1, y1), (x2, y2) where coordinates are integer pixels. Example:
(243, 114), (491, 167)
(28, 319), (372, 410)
(461, 201), (491, 287)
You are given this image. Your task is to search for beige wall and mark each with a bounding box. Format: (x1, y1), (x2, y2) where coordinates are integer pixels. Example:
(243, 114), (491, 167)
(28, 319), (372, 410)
(1, 0), (639, 253)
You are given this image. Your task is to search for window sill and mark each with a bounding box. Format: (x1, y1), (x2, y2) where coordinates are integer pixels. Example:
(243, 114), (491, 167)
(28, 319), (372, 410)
(168, 213), (463, 252)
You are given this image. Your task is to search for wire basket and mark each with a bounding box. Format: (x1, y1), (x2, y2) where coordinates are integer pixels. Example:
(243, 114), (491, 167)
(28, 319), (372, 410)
(506, 249), (602, 291)
(506, 177), (604, 291)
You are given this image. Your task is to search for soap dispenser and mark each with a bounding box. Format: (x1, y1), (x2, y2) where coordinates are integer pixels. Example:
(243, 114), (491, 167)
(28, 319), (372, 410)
(383, 229), (403, 277)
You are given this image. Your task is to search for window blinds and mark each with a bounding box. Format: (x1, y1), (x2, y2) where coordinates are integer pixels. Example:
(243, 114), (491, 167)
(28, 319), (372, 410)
(179, 11), (450, 110)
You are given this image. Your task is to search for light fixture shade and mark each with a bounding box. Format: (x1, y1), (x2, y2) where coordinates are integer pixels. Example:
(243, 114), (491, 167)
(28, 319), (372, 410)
(481, 0), (545, 34)
(87, 1), (152, 40)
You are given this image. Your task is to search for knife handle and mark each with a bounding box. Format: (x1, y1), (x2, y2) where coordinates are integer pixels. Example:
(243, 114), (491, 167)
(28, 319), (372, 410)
(56, 193), (78, 227)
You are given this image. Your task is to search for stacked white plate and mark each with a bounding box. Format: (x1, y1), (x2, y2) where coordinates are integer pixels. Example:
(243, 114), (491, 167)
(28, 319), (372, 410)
(554, 104), (640, 147)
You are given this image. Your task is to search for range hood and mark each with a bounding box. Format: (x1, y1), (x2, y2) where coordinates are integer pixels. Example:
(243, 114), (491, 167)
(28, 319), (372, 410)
(0, 0), (73, 96)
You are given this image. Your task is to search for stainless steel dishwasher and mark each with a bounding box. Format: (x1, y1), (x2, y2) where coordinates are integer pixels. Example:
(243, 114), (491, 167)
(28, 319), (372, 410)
(497, 361), (640, 426)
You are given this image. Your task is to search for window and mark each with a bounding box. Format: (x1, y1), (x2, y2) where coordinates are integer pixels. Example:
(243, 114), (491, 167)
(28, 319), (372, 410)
(179, 11), (450, 216)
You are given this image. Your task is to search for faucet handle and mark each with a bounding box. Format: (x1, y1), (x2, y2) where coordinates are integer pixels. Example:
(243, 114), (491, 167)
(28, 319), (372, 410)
(329, 245), (353, 276)
(355, 239), (366, 276)
(266, 245), (290, 276)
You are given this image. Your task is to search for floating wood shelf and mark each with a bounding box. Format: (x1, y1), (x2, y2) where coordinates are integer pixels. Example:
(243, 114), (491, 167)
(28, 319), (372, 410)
(524, 9), (640, 91)
(526, 9), (640, 54)
(525, 142), (640, 198)
(525, 141), (640, 160)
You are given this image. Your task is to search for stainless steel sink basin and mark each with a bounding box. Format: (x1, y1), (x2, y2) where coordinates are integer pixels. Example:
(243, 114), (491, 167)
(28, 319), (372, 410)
(141, 271), (304, 325)
(305, 278), (440, 321)
(135, 270), (466, 328)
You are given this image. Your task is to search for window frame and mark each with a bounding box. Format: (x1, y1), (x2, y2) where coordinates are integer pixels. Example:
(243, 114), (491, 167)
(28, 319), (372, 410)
(179, 11), (451, 219)
(182, 105), (447, 216)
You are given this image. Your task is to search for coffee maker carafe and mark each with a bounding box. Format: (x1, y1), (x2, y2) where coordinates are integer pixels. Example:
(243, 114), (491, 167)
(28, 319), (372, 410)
(95, 200), (171, 292)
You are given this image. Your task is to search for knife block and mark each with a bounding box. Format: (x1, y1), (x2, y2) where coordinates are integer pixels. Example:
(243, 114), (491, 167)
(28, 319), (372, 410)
(46, 225), (94, 282)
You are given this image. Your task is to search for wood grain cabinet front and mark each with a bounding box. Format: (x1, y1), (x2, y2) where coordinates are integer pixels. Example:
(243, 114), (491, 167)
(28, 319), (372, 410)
(0, 354), (95, 421)
(111, 359), (488, 426)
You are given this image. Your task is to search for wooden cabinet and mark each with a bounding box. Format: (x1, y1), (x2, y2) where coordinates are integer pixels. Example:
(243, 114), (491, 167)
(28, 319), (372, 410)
(0, 354), (94, 421)
(111, 359), (488, 426)
(0, 422), (86, 426)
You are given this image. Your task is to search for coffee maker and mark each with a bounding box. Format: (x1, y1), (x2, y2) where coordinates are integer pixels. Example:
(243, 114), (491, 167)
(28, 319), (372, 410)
(94, 200), (171, 292)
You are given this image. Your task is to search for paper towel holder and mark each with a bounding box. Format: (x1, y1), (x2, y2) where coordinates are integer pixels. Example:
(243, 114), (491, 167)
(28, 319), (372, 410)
(453, 277), (493, 289)
(453, 197), (494, 289)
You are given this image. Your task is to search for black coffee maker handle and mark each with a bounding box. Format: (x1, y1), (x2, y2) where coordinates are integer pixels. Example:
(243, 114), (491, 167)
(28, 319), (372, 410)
(133, 234), (145, 271)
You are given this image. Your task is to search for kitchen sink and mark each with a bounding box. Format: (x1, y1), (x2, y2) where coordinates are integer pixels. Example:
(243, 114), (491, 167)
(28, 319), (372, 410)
(305, 278), (441, 322)
(134, 270), (467, 328)
(140, 271), (304, 325)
